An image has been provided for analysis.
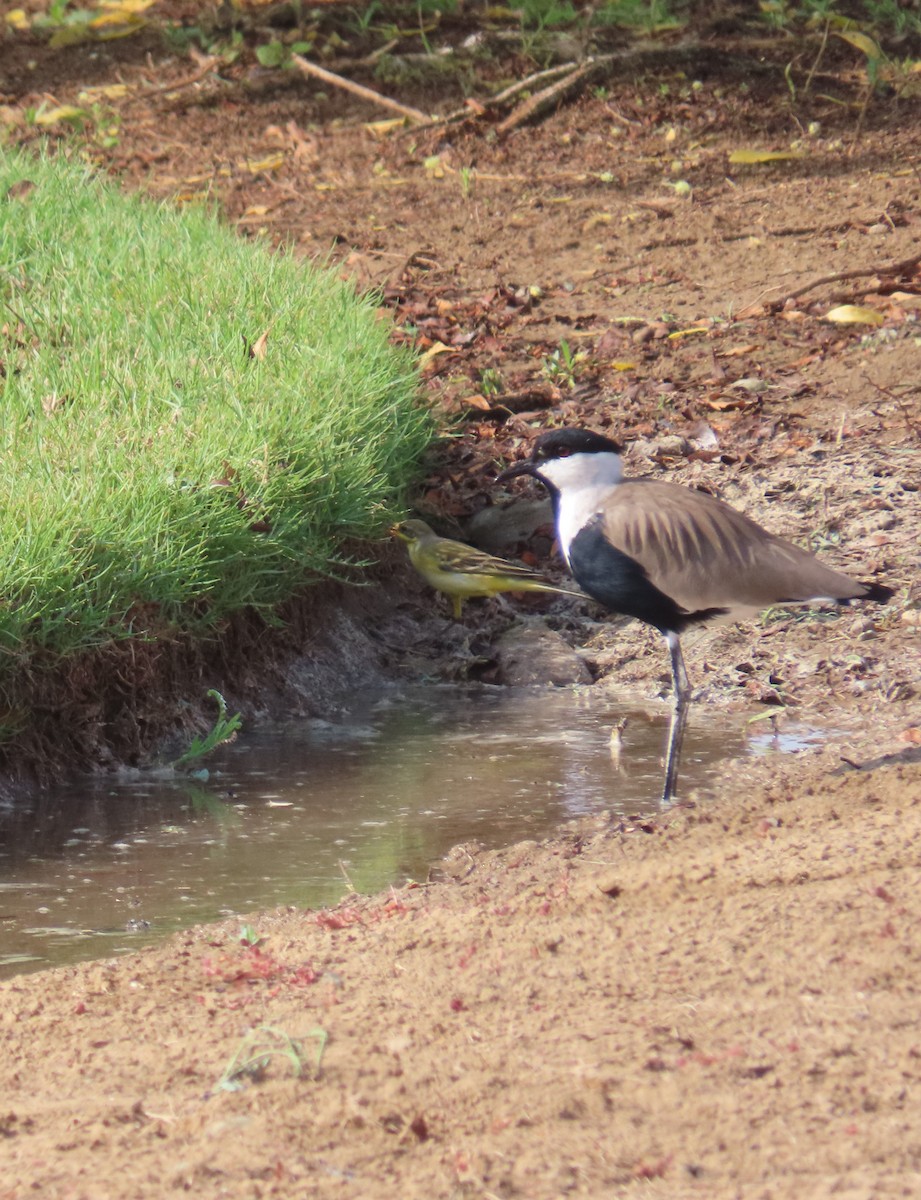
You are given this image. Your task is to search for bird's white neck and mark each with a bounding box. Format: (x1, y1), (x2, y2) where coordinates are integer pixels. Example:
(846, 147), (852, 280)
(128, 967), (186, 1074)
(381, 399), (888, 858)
(537, 451), (623, 565)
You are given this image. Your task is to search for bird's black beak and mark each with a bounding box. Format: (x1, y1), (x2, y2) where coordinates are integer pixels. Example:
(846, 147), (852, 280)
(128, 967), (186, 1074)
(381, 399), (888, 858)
(496, 460), (535, 484)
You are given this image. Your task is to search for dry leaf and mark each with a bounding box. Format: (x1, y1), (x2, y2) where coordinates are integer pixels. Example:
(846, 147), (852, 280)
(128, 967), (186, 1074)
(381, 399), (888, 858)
(35, 105), (89, 126)
(835, 31), (881, 60)
(5, 9), (29, 29)
(667, 327), (709, 341)
(824, 305), (885, 327)
(702, 395), (755, 412)
(365, 118), (406, 137)
(417, 342), (454, 370)
(97, 0), (156, 11)
(5, 179), (35, 202)
(245, 153), (284, 174)
(78, 84), (129, 101)
(250, 330), (270, 360)
(729, 149), (806, 164)
(49, 26), (93, 47)
(90, 13), (147, 32)
(718, 344), (761, 358)
(463, 395), (492, 410)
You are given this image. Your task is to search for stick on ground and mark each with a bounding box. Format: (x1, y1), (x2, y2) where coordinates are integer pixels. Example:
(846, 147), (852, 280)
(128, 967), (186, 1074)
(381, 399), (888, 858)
(291, 54), (429, 124)
(767, 252), (921, 311)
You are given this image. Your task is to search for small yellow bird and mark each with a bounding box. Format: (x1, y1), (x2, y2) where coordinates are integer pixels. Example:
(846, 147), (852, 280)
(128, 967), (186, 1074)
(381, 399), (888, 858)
(392, 518), (582, 620)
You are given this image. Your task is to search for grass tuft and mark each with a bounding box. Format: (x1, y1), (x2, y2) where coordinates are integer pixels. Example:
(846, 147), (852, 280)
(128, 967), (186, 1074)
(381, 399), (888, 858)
(0, 147), (431, 745)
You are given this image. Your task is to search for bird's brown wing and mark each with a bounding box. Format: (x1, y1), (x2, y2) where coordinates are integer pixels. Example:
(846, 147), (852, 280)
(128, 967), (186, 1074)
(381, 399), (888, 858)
(429, 537), (551, 581)
(600, 479), (867, 615)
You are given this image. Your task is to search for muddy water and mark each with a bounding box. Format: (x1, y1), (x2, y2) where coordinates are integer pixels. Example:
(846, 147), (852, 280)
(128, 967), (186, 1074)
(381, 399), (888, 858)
(0, 685), (805, 978)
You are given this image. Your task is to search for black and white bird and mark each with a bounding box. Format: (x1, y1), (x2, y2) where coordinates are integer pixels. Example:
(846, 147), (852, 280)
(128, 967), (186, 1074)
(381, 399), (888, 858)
(498, 428), (893, 803)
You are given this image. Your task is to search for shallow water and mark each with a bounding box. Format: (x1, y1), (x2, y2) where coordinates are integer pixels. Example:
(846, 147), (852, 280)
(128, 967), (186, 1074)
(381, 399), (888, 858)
(0, 685), (813, 978)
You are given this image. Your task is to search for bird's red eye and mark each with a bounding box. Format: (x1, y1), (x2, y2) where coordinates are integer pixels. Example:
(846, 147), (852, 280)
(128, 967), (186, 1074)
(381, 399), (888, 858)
(557, 447), (572, 457)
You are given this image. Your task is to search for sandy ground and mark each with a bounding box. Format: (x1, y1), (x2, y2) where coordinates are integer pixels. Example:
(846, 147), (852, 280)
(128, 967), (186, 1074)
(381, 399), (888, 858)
(2, 9), (921, 1197)
(2, 740), (921, 1199)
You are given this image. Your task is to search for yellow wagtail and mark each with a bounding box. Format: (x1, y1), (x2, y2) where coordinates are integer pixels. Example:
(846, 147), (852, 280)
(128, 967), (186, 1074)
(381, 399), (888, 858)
(392, 518), (582, 620)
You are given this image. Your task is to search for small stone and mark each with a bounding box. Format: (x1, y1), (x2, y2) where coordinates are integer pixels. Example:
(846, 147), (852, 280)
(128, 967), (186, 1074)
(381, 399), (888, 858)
(495, 625), (592, 687)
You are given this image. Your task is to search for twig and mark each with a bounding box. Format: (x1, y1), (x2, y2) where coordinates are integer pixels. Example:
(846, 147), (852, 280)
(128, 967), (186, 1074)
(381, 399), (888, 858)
(124, 52), (220, 106)
(497, 59), (601, 136)
(490, 61), (578, 106)
(766, 252), (921, 311)
(414, 62), (583, 133)
(291, 53), (429, 124)
(864, 377), (921, 439)
(411, 41), (707, 135)
(802, 18), (830, 96)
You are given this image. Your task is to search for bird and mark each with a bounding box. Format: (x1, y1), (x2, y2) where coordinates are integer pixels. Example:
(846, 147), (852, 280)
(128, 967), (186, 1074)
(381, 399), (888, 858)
(391, 518), (583, 620)
(497, 427), (893, 803)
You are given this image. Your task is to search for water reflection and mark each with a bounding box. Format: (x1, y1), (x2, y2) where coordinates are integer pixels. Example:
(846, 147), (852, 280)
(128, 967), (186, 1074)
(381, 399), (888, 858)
(0, 684), (768, 978)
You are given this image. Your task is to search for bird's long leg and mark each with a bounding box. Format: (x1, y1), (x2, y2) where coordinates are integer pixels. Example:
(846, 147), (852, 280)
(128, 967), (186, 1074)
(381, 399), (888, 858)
(662, 632), (691, 804)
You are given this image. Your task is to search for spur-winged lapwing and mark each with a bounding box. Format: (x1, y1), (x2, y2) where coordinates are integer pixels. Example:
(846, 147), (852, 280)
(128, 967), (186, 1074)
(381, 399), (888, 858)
(392, 519), (582, 619)
(498, 428), (893, 802)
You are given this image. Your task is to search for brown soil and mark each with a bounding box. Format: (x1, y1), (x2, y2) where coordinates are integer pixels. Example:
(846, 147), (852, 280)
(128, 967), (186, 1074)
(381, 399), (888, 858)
(1, 10), (920, 1197)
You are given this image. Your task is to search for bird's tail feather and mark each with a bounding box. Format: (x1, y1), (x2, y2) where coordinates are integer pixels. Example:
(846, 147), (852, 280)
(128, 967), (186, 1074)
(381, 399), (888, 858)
(859, 581), (894, 604)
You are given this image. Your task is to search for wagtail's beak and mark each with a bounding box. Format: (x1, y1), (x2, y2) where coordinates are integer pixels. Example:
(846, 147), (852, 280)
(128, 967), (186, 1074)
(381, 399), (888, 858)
(496, 460), (534, 484)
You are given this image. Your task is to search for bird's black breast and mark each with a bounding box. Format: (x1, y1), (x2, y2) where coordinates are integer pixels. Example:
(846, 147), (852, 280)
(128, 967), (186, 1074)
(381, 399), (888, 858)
(568, 518), (725, 635)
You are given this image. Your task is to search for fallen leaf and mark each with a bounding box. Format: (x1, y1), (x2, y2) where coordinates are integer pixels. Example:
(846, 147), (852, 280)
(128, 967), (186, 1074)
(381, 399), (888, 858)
(582, 212), (614, 232)
(702, 395), (756, 412)
(97, 0), (157, 11)
(78, 84), (129, 101)
(365, 118), (406, 137)
(887, 291), (921, 307)
(5, 9), (29, 30)
(89, 11), (147, 30)
(250, 329), (270, 360)
(717, 344), (761, 357)
(728, 149), (806, 164)
(49, 26), (93, 47)
(824, 305), (885, 327)
(34, 105), (89, 126)
(667, 327), (709, 340)
(835, 31), (881, 60)
(245, 153), (284, 174)
(5, 179), (35, 202)
(417, 342), (454, 370)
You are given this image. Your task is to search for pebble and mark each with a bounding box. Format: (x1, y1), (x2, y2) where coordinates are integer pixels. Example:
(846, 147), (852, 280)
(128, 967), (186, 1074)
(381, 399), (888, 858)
(495, 624), (592, 687)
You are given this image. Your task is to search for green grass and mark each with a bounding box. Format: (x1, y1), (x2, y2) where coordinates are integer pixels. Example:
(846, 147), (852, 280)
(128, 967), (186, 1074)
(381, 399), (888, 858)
(0, 146), (430, 712)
